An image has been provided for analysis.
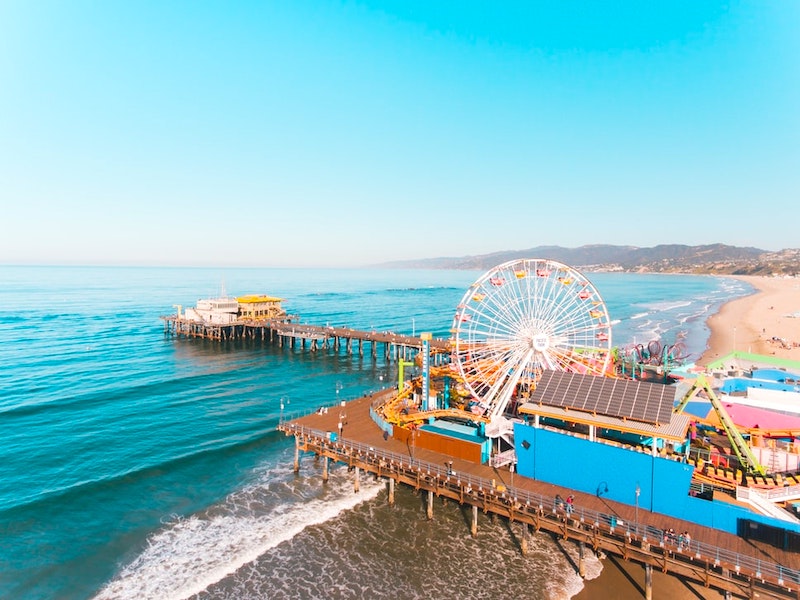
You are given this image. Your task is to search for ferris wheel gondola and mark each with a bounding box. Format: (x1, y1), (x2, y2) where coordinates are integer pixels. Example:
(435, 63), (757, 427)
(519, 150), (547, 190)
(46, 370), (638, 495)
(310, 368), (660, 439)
(451, 258), (613, 420)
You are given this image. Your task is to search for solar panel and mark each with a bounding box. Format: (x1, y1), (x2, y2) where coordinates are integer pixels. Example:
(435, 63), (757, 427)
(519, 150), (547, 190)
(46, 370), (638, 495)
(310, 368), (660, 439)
(530, 370), (675, 425)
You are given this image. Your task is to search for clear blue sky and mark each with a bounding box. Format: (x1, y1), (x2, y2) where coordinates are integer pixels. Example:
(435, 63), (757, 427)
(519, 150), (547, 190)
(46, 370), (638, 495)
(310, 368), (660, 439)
(2, 1), (797, 267)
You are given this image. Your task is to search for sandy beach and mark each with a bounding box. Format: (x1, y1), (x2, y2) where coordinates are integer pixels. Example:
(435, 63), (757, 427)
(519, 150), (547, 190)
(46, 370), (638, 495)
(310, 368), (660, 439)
(572, 275), (800, 600)
(697, 275), (800, 366)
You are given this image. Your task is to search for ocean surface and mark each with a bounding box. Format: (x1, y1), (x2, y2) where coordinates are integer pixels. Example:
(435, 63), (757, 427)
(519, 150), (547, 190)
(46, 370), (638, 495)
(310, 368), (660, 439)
(0, 266), (753, 600)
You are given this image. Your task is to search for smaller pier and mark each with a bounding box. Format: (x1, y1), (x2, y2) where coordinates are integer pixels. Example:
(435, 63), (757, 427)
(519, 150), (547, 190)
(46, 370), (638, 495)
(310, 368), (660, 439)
(162, 315), (450, 363)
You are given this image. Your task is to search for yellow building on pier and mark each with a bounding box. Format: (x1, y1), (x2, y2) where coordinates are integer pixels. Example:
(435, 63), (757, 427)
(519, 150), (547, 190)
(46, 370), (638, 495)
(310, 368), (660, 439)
(236, 295), (286, 321)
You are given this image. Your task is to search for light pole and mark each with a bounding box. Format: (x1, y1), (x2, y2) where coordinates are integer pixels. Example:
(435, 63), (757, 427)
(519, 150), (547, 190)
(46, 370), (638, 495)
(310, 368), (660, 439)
(412, 317), (416, 337)
(280, 397), (289, 424)
(635, 482), (641, 533)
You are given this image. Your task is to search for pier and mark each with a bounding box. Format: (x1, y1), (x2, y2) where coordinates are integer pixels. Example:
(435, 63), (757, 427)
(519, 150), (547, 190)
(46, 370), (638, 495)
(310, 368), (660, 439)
(161, 315), (450, 362)
(280, 391), (800, 600)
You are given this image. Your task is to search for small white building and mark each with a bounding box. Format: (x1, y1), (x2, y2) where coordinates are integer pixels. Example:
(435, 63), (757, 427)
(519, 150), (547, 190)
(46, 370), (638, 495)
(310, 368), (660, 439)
(184, 297), (239, 325)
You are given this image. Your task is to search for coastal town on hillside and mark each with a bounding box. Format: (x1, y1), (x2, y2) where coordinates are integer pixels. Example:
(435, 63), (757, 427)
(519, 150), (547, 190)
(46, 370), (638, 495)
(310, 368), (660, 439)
(599, 247), (800, 276)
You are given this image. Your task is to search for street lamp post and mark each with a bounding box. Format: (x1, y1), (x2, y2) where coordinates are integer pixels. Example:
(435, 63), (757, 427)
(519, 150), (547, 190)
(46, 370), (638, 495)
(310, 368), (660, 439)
(280, 397), (289, 424)
(635, 482), (641, 533)
(412, 317), (416, 338)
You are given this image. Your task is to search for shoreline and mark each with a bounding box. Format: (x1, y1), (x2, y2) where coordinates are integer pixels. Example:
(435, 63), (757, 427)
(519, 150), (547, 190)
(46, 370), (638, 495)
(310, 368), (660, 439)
(697, 275), (800, 366)
(573, 274), (800, 600)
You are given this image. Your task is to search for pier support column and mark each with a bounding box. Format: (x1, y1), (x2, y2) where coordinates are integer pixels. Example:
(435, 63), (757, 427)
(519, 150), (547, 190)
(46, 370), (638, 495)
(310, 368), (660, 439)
(644, 564), (653, 600)
(579, 541), (586, 578)
(471, 505), (479, 537)
(722, 570), (731, 600)
(520, 523), (529, 556)
(354, 466), (360, 493)
(294, 438), (300, 473)
(388, 478), (395, 506)
(427, 490), (434, 520)
(322, 456), (329, 483)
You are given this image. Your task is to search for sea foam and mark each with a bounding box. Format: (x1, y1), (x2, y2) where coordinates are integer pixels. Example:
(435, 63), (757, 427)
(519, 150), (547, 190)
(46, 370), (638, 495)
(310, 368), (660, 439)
(93, 472), (383, 600)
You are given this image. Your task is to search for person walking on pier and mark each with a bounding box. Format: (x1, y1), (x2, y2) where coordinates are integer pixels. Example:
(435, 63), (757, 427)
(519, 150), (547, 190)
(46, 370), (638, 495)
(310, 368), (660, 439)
(566, 494), (574, 517)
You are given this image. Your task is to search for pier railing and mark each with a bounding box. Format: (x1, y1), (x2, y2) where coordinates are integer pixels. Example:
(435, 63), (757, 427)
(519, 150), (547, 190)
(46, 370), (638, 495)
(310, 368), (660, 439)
(278, 389), (395, 427)
(280, 422), (800, 591)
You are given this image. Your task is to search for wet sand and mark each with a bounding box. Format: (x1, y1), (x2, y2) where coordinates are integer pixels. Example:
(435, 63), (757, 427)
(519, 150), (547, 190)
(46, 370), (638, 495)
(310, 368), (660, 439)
(572, 552), (725, 599)
(698, 275), (800, 366)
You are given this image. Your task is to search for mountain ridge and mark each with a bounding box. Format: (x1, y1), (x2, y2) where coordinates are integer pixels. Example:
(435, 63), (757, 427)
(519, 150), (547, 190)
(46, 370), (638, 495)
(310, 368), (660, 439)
(373, 244), (800, 276)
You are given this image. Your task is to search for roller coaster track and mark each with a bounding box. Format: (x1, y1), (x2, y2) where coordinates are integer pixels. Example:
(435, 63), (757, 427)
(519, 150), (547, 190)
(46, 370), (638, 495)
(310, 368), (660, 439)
(674, 375), (766, 476)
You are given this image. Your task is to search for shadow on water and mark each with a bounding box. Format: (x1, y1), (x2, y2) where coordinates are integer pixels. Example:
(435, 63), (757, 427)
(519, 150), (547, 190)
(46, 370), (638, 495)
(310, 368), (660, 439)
(607, 553), (645, 596)
(502, 514), (526, 555)
(553, 535), (581, 575)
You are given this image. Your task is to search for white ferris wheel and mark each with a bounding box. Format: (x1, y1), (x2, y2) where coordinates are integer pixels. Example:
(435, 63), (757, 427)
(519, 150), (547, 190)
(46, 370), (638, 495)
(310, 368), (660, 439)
(451, 258), (612, 420)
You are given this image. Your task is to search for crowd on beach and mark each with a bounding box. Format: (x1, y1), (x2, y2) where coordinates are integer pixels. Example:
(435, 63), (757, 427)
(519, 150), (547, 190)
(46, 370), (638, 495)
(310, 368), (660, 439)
(767, 335), (800, 351)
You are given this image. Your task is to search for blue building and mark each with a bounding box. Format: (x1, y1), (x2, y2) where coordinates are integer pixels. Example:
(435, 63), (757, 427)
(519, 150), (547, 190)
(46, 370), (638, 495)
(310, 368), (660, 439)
(512, 370), (800, 537)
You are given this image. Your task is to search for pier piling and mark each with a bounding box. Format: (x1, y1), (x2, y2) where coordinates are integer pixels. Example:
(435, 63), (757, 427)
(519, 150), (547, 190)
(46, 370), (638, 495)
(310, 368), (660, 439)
(388, 478), (395, 506)
(354, 466), (360, 493)
(521, 522), (529, 556)
(471, 505), (478, 538)
(427, 490), (434, 520)
(722, 569), (731, 599)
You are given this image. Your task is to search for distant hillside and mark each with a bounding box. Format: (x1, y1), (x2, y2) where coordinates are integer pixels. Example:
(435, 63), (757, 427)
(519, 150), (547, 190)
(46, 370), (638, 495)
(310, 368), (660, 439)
(374, 244), (800, 276)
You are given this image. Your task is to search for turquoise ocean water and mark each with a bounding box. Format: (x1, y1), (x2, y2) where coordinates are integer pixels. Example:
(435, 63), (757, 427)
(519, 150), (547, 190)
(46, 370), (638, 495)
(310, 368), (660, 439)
(0, 266), (752, 600)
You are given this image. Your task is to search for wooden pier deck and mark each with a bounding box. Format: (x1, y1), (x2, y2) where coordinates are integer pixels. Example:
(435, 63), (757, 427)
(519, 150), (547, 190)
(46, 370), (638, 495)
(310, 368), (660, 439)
(280, 390), (800, 600)
(162, 316), (450, 360)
